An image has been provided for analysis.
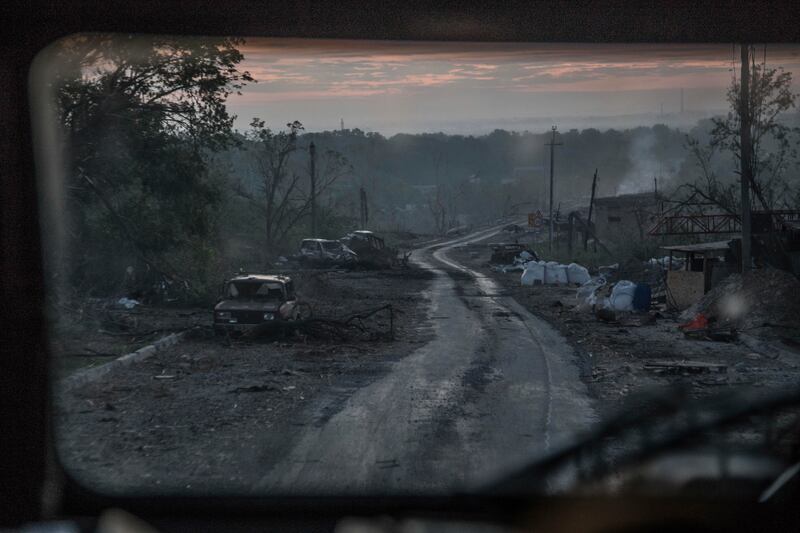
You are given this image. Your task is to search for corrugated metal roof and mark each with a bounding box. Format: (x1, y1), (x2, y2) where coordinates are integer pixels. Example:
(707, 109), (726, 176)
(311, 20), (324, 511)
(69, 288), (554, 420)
(660, 239), (736, 253)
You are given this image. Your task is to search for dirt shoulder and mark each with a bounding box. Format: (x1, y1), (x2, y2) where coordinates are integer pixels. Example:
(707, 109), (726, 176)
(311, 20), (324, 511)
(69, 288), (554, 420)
(447, 243), (800, 421)
(54, 267), (434, 494)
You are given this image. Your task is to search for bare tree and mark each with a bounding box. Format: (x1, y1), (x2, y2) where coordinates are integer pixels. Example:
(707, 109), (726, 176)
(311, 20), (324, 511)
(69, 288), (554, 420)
(238, 119), (350, 254)
(679, 137), (740, 215)
(681, 47), (798, 211)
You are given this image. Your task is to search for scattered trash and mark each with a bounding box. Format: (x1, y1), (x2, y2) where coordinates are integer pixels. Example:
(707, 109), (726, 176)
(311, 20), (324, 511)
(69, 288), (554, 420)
(117, 297), (141, 309)
(520, 260), (589, 286)
(644, 360), (727, 375)
(678, 313), (709, 332)
(566, 263), (591, 285)
(605, 280), (636, 312)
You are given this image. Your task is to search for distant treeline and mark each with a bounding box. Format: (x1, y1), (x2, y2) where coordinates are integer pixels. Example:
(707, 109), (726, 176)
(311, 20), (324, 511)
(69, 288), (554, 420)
(211, 119), (737, 241)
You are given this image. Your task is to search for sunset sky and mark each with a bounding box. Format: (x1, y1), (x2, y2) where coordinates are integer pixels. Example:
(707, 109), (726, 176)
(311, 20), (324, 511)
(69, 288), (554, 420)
(226, 40), (800, 135)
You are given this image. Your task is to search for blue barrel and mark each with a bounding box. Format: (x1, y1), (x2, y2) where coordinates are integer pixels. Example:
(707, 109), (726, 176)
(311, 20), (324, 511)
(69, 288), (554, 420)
(632, 283), (652, 312)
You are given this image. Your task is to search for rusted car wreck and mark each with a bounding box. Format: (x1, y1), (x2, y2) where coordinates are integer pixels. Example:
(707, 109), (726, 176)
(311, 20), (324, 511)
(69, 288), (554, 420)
(298, 238), (357, 267)
(213, 274), (304, 335)
(339, 230), (399, 269)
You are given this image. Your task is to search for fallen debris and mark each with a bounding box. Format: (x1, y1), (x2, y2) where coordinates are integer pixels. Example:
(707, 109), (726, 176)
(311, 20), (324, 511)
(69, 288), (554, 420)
(489, 243), (538, 266)
(243, 303), (397, 341)
(644, 360), (728, 375)
(679, 267), (800, 338)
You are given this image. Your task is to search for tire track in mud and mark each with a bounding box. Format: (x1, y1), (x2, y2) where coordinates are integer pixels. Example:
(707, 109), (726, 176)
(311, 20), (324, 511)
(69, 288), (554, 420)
(427, 230), (557, 456)
(255, 225), (596, 494)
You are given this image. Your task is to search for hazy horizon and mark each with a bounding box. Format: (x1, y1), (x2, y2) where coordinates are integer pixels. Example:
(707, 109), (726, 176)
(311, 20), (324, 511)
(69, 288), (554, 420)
(226, 40), (800, 136)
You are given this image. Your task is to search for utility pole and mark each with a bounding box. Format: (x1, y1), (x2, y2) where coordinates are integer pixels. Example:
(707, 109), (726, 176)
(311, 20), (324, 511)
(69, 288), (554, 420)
(359, 187), (368, 228)
(545, 125), (562, 251)
(555, 202), (561, 249)
(740, 44), (752, 273)
(584, 168), (598, 251)
(309, 142), (317, 235)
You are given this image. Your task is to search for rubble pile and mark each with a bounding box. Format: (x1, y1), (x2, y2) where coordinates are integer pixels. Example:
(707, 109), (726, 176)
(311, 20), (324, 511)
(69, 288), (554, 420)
(680, 267), (800, 334)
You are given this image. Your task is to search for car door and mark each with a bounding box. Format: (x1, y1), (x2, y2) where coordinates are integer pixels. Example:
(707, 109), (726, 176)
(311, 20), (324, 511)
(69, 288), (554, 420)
(280, 281), (297, 319)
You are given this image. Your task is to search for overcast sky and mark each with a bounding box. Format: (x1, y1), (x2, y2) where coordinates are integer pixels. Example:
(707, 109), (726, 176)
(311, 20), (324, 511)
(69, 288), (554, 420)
(226, 40), (800, 135)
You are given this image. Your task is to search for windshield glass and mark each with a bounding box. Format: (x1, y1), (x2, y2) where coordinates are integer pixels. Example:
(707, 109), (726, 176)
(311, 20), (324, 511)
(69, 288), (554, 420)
(228, 281), (284, 299)
(322, 241), (343, 252)
(32, 35), (800, 499)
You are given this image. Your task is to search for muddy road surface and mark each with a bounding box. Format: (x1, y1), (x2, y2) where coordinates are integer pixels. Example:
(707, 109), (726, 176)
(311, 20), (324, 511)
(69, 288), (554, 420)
(57, 226), (596, 496)
(258, 226), (597, 494)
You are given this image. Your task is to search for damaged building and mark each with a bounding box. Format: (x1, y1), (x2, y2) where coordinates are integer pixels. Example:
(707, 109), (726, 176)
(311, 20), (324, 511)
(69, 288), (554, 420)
(593, 191), (663, 245)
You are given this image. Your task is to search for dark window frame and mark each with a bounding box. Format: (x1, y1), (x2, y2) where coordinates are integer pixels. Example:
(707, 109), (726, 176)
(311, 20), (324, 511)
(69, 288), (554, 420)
(4, 0), (800, 528)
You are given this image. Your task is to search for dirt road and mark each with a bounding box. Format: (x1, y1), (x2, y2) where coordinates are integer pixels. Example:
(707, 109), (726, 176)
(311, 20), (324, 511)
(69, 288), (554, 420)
(57, 226), (597, 496)
(256, 226), (597, 494)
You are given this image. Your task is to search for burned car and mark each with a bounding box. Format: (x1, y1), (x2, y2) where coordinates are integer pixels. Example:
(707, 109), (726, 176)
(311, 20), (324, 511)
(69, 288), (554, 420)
(213, 274), (301, 335)
(489, 242), (538, 264)
(339, 230), (397, 269)
(298, 238), (357, 267)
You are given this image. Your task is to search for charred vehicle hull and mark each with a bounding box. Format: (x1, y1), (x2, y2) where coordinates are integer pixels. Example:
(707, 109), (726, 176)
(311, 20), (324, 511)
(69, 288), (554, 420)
(297, 238), (358, 268)
(213, 274), (300, 335)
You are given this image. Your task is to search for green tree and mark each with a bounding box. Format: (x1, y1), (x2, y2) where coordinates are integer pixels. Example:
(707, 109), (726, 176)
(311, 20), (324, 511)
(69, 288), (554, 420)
(52, 34), (253, 297)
